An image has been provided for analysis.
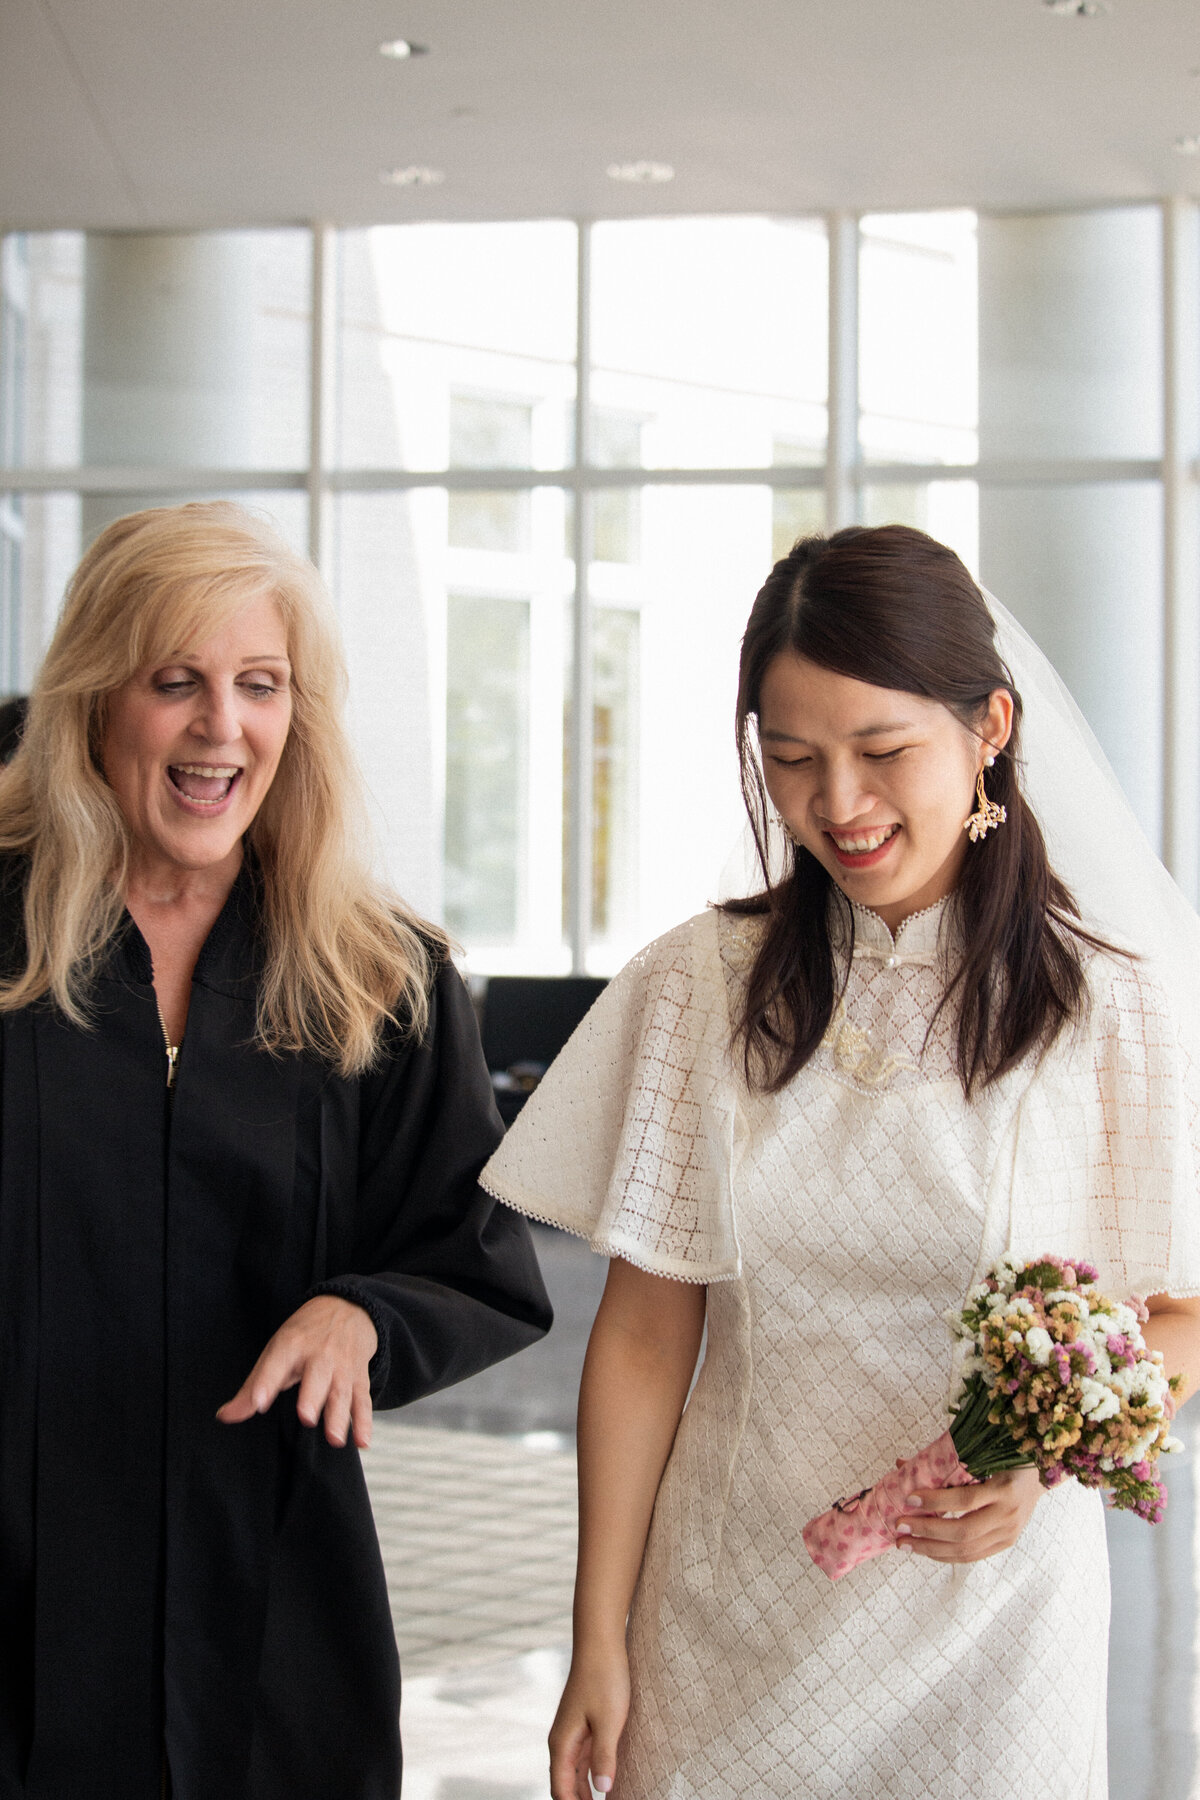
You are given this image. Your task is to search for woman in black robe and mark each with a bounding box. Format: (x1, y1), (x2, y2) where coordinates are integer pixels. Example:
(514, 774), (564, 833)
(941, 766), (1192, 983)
(0, 502), (552, 1800)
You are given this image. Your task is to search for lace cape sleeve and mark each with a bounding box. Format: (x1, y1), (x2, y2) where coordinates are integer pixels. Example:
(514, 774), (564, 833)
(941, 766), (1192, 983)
(480, 911), (741, 1283)
(1019, 952), (1200, 1300)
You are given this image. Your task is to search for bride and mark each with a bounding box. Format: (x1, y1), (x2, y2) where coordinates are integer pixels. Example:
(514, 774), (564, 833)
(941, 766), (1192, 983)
(484, 523), (1200, 1799)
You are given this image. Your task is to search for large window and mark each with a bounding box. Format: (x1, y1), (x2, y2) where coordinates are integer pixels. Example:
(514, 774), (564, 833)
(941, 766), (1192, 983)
(1, 205), (1196, 972)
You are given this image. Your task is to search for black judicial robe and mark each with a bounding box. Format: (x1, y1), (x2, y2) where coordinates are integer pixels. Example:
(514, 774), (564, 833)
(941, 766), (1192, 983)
(0, 860), (552, 1800)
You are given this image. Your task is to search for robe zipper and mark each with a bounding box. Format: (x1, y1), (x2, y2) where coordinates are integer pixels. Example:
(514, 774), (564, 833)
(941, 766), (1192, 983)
(155, 1000), (180, 1090)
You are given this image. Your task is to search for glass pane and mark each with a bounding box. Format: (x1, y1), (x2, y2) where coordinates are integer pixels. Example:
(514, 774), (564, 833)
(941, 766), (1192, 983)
(979, 481), (1164, 844)
(0, 490), (308, 704)
(331, 489), (570, 967)
(771, 487), (825, 564)
(445, 594), (530, 943)
(0, 230), (310, 472)
(1, 233), (84, 470)
(589, 218), (828, 470)
(583, 485), (777, 972)
(447, 489), (531, 555)
(860, 481), (979, 576)
(0, 490), (80, 692)
(78, 490), (307, 556)
(978, 207), (1162, 461)
(859, 211), (978, 465)
(334, 223), (577, 472)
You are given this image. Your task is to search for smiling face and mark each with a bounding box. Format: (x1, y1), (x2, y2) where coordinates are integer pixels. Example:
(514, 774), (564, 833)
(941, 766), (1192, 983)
(99, 590), (293, 886)
(758, 652), (1013, 932)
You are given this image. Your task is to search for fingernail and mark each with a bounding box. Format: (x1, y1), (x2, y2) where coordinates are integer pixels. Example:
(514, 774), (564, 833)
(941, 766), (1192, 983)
(895, 1522), (912, 1536)
(594, 1780), (613, 1794)
(905, 1496), (923, 1510)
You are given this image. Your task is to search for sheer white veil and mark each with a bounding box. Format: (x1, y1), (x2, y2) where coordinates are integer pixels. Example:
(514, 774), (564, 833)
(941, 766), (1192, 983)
(984, 590), (1200, 1007)
(720, 586), (1200, 1034)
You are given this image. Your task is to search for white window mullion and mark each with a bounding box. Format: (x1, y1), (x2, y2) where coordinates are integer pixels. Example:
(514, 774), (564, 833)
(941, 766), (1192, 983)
(825, 212), (860, 532)
(307, 223), (336, 577)
(567, 221), (594, 972)
(1162, 196), (1200, 905)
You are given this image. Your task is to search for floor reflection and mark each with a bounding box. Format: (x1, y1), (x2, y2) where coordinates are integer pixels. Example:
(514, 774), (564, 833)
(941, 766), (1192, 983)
(397, 1649), (570, 1800)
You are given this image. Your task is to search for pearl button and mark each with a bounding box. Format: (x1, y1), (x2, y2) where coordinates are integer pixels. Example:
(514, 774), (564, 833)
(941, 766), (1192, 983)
(885, 954), (899, 969)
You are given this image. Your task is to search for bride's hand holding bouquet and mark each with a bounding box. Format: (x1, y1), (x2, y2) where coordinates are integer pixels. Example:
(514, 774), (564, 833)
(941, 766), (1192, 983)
(803, 1254), (1183, 1580)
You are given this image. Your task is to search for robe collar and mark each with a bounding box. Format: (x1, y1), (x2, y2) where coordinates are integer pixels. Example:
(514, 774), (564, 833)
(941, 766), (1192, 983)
(113, 851), (264, 993)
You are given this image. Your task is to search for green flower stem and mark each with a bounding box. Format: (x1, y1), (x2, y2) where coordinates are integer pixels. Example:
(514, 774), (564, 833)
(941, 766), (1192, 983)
(950, 1376), (1035, 1481)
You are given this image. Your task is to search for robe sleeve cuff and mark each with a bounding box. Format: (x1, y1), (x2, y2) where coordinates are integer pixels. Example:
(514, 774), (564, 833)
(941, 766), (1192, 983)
(305, 1278), (392, 1398)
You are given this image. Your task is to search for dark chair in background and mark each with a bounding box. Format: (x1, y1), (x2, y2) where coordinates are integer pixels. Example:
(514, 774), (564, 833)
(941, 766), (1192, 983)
(480, 975), (607, 1126)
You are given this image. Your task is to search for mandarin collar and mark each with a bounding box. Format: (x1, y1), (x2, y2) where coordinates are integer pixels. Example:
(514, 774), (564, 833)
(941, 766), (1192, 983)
(837, 893), (954, 968)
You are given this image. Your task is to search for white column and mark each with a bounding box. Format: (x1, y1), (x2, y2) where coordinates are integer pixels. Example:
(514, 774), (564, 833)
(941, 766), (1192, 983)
(824, 212), (859, 532)
(977, 208), (1166, 848)
(81, 231), (259, 539)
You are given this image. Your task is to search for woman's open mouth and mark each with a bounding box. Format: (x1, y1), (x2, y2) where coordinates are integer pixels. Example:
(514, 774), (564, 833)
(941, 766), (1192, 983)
(825, 823), (901, 869)
(167, 763), (243, 810)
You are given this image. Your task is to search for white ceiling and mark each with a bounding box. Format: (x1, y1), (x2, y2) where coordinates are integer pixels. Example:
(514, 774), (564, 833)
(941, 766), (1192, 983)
(3, 0), (1200, 231)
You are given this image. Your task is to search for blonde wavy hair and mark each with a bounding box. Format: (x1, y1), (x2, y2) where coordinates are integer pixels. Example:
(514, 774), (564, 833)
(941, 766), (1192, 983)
(0, 501), (446, 1075)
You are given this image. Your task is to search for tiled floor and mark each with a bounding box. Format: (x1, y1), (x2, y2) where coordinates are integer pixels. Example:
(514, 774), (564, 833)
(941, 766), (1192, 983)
(364, 1422), (576, 1800)
(367, 1423), (577, 1676)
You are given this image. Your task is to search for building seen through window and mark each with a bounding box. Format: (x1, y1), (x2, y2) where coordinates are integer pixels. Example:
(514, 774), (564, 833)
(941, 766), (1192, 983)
(0, 205), (1182, 967)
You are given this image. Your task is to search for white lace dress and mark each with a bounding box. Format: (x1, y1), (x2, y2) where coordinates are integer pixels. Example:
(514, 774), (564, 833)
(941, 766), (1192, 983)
(482, 899), (1200, 1800)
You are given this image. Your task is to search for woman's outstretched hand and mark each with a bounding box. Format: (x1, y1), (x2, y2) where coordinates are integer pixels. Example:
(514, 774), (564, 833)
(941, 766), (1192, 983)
(216, 1295), (378, 1449)
(896, 1464), (1041, 1562)
(549, 1648), (631, 1800)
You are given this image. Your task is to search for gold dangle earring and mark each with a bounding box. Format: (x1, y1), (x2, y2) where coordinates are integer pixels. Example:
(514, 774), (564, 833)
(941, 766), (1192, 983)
(964, 753), (1007, 843)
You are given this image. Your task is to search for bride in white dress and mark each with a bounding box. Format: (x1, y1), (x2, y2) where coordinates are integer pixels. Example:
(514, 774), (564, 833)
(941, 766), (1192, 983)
(482, 523), (1200, 1800)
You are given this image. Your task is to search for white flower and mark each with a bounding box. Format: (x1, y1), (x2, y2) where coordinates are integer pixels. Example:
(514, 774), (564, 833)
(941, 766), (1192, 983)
(1025, 1327), (1053, 1366)
(966, 1283), (991, 1306)
(1008, 1297), (1035, 1317)
(1079, 1378), (1121, 1422)
(1163, 1436), (1185, 1455)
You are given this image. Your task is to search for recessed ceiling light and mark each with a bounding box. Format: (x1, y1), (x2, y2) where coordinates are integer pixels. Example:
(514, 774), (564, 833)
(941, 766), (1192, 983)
(379, 38), (428, 58)
(1175, 135), (1200, 155)
(380, 165), (445, 186)
(606, 161), (675, 184)
(1042, 0), (1109, 13)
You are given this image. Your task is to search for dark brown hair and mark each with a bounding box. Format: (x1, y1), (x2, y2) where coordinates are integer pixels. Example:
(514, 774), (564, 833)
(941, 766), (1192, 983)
(726, 523), (1114, 1096)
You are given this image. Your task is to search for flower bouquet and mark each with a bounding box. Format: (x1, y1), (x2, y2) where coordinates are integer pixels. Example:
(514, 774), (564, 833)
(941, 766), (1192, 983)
(802, 1254), (1183, 1581)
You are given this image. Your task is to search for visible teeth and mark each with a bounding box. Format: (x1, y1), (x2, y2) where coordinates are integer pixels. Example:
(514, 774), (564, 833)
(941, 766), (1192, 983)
(172, 763), (240, 777)
(832, 826), (898, 854)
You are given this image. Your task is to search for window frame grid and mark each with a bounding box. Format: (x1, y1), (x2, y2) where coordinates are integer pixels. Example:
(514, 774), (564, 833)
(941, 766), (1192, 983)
(0, 204), (1196, 953)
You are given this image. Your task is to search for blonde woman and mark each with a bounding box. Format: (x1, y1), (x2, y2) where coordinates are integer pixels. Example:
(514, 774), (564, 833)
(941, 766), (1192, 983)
(0, 503), (551, 1800)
